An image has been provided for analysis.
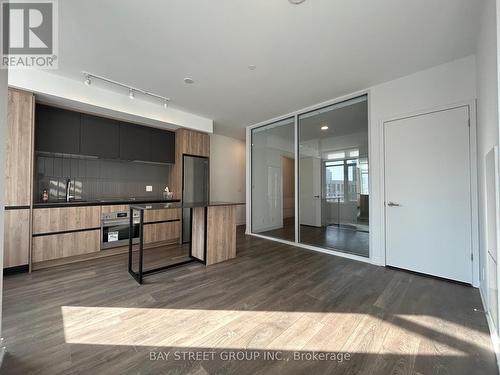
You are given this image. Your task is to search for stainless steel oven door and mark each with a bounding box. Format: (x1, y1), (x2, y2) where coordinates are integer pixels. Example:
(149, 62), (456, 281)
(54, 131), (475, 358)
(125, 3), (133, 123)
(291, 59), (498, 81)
(101, 218), (140, 249)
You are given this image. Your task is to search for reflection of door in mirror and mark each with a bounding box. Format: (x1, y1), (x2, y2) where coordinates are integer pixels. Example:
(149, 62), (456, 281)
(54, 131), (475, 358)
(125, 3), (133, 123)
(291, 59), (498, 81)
(300, 157), (321, 227)
(267, 166), (282, 229)
(282, 157), (295, 227)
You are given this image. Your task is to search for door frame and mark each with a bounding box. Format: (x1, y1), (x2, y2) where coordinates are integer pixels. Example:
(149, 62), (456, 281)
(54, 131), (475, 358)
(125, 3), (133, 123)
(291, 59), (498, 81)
(380, 101), (479, 287)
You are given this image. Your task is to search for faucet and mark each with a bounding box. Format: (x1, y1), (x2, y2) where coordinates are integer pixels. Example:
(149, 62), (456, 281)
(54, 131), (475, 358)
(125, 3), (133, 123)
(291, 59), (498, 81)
(66, 179), (75, 202)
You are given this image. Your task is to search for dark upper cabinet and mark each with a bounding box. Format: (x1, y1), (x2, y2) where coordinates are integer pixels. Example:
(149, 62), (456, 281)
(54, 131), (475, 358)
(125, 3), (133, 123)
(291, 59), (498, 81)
(119, 123), (152, 161)
(35, 104), (81, 154)
(150, 128), (175, 164)
(81, 114), (120, 159)
(35, 104), (176, 163)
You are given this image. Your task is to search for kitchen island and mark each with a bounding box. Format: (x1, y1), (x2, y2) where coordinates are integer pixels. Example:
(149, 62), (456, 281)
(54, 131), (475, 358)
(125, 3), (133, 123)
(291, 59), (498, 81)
(128, 201), (244, 284)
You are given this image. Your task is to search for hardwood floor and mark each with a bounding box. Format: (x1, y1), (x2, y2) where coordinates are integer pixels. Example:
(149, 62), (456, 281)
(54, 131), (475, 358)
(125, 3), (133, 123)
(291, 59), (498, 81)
(259, 218), (370, 257)
(2, 227), (497, 375)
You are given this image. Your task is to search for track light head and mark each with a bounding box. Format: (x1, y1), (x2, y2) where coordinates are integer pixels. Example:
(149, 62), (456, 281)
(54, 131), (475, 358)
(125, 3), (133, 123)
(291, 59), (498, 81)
(163, 99), (170, 109)
(129, 89), (135, 99)
(84, 75), (91, 86)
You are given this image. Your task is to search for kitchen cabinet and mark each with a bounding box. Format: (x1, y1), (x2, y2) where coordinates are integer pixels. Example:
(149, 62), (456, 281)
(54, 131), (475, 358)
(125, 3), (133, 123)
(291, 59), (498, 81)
(101, 205), (130, 214)
(4, 209), (30, 268)
(5, 88), (34, 206)
(32, 229), (100, 262)
(4, 88), (34, 271)
(119, 123), (151, 161)
(144, 221), (180, 244)
(35, 104), (81, 154)
(81, 114), (120, 159)
(169, 128), (210, 200)
(32, 206), (101, 235)
(144, 207), (180, 223)
(150, 128), (175, 164)
(35, 104), (176, 164)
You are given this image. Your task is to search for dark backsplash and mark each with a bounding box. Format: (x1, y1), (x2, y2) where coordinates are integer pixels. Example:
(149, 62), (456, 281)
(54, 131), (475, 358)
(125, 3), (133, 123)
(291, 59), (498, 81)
(35, 154), (172, 202)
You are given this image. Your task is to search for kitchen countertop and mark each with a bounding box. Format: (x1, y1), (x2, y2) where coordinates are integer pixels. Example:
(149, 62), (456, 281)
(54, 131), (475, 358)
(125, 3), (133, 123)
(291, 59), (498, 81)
(130, 201), (245, 211)
(33, 198), (181, 209)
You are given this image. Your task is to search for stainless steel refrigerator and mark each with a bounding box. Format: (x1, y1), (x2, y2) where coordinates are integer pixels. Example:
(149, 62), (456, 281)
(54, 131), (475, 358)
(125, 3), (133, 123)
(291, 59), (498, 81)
(182, 155), (209, 242)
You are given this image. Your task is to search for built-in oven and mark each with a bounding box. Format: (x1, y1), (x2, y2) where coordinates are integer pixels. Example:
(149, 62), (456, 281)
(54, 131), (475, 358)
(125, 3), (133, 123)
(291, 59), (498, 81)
(101, 211), (140, 249)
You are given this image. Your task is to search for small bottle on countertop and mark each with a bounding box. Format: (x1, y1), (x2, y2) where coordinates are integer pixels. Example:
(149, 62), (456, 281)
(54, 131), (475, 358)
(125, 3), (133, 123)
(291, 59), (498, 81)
(41, 189), (49, 202)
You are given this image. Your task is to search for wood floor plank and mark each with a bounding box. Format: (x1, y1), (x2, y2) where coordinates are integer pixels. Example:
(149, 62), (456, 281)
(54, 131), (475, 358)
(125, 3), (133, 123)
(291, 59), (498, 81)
(1, 226), (497, 375)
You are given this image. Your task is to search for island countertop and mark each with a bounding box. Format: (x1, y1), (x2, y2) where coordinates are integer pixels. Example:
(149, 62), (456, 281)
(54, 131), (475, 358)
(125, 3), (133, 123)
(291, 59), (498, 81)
(129, 201), (245, 211)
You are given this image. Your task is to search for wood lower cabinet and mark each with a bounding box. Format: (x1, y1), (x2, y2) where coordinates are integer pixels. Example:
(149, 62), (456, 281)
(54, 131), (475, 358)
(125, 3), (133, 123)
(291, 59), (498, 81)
(32, 206), (101, 234)
(32, 229), (100, 262)
(144, 221), (180, 244)
(206, 206), (236, 265)
(183, 205), (238, 266)
(32, 206), (101, 265)
(144, 208), (180, 223)
(101, 205), (130, 214)
(4, 209), (30, 268)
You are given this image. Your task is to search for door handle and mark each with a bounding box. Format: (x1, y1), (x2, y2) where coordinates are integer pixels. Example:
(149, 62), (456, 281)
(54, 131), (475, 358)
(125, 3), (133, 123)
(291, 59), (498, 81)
(314, 195), (320, 198)
(387, 202), (401, 207)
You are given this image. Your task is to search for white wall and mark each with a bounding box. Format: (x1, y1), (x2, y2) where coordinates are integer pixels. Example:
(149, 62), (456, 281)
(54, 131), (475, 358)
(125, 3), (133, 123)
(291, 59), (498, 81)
(209, 134), (246, 225)
(476, 0), (500, 357)
(369, 55), (477, 267)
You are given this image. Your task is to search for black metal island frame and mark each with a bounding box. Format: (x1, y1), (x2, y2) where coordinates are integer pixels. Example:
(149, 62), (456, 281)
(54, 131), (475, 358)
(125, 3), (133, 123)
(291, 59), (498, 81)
(128, 201), (244, 284)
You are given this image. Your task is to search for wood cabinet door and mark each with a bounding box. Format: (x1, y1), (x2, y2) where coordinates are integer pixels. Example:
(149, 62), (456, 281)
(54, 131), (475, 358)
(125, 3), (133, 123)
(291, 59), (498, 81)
(32, 230), (100, 262)
(5, 89), (34, 206)
(180, 129), (210, 157)
(4, 209), (30, 268)
(32, 206), (101, 235)
(143, 221), (180, 244)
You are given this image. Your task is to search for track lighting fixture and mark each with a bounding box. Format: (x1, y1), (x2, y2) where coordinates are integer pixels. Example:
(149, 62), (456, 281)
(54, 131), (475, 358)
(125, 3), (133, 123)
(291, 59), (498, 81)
(82, 72), (171, 109)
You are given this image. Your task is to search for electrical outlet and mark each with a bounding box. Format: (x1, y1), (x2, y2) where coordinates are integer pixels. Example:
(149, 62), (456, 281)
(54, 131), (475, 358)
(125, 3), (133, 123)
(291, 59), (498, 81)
(146, 185), (153, 192)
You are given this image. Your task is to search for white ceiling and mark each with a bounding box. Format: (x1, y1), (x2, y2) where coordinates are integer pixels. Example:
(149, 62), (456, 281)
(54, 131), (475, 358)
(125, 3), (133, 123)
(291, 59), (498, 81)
(55, 0), (481, 139)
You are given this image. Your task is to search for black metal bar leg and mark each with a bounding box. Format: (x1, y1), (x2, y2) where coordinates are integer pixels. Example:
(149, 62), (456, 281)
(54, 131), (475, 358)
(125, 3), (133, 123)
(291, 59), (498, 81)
(139, 209), (144, 284)
(128, 207), (133, 272)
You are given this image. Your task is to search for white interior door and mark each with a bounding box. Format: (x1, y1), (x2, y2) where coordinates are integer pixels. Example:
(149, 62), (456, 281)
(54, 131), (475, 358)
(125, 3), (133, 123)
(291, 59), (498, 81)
(300, 157), (322, 227)
(384, 106), (472, 283)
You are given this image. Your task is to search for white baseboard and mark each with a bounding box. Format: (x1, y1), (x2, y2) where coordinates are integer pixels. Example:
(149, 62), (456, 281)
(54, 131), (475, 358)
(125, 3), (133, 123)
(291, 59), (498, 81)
(479, 286), (500, 374)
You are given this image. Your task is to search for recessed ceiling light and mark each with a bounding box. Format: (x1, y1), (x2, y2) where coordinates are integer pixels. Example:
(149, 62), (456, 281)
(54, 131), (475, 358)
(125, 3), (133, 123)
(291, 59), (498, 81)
(248, 65), (257, 70)
(289, 0), (305, 4)
(184, 77), (194, 84)
(321, 125), (329, 131)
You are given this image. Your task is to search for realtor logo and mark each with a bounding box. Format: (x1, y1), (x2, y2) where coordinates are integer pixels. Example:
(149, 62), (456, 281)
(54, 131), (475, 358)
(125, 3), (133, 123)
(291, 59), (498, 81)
(1, 0), (58, 69)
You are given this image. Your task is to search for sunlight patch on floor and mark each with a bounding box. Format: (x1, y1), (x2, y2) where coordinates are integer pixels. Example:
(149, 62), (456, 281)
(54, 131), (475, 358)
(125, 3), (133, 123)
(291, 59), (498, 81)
(61, 306), (478, 355)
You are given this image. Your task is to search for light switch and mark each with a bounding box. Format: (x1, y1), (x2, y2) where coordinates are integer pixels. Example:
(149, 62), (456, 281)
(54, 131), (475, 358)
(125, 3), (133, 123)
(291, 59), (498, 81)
(146, 185), (153, 192)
